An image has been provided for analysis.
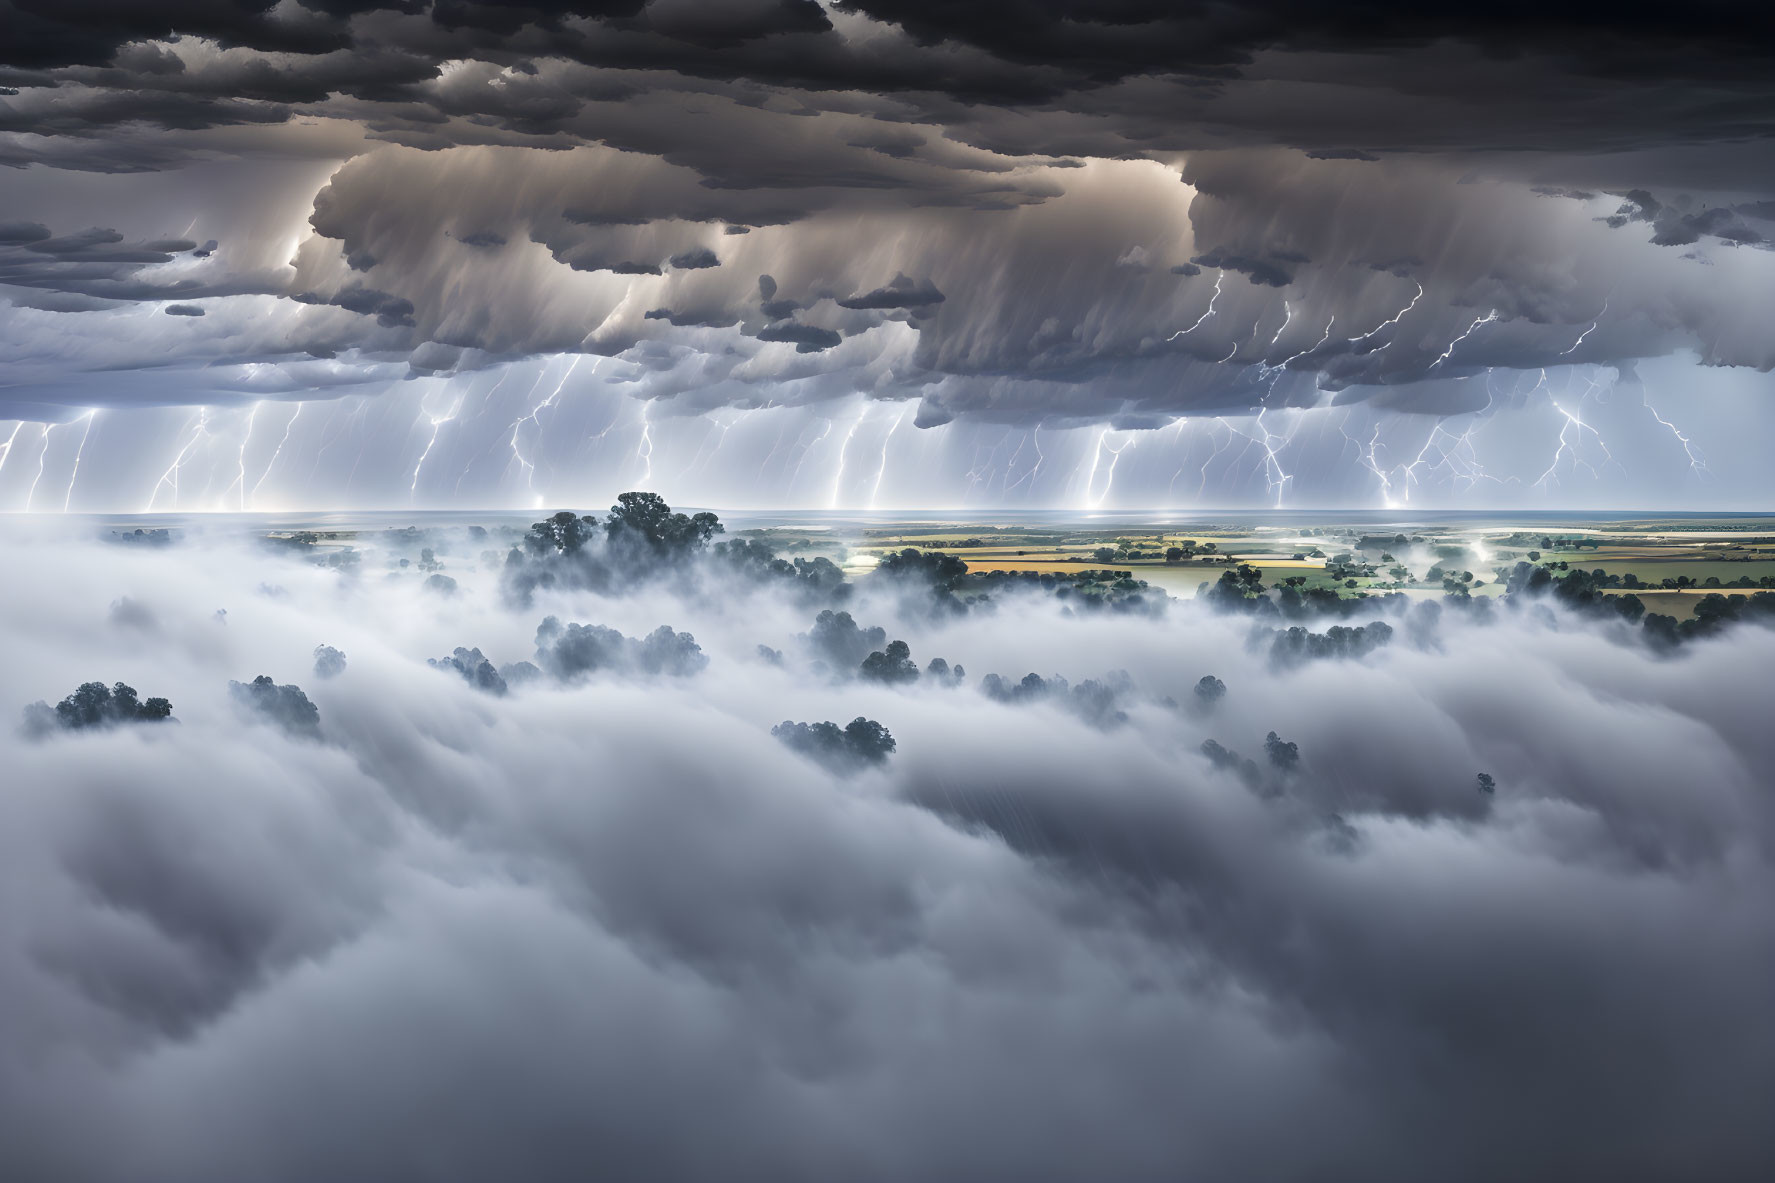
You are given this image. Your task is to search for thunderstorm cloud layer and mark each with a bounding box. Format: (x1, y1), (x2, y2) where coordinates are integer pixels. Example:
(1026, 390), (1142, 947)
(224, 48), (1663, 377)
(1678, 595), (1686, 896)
(2, 1), (1775, 507)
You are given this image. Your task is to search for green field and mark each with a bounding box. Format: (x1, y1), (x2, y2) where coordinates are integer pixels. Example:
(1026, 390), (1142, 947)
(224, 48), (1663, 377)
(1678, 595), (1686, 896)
(735, 514), (1775, 618)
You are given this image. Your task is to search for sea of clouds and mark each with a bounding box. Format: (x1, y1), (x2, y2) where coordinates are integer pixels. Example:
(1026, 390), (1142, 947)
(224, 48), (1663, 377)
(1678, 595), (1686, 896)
(1, 509), (1771, 1182)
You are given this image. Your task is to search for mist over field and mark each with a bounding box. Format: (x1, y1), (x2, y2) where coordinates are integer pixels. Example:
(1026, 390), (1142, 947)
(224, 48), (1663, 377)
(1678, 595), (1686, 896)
(2, 506), (1772, 1182)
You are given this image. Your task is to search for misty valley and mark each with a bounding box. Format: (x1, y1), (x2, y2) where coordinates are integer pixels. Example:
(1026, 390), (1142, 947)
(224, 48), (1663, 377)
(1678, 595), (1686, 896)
(3, 496), (1772, 1180)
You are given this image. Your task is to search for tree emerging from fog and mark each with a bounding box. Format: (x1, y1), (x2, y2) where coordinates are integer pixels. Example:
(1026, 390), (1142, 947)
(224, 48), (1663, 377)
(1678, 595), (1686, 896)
(860, 639), (920, 684)
(312, 645), (347, 679)
(23, 681), (173, 735)
(772, 717), (897, 774)
(228, 675), (320, 739)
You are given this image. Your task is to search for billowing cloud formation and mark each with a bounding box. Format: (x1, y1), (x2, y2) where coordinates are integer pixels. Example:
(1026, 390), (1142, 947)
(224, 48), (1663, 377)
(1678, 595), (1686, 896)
(1, 512), (1773, 1179)
(3, 2), (1775, 506)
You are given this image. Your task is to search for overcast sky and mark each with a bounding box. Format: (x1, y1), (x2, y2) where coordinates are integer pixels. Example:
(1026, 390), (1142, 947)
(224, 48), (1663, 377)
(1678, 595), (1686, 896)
(4, 1), (1775, 509)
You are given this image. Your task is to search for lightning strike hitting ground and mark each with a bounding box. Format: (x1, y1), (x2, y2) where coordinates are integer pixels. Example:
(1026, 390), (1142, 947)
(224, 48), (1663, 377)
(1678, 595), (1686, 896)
(507, 356), (582, 498)
(1206, 412), (1296, 507)
(1092, 432), (1135, 507)
(62, 410), (97, 512)
(224, 402), (261, 510)
(147, 408), (212, 512)
(410, 390), (463, 497)
(1252, 409), (1294, 508)
(828, 405), (869, 508)
(0, 422), (24, 482)
(24, 421), (58, 511)
(251, 402), (303, 502)
(869, 407), (911, 507)
(1337, 412), (1396, 505)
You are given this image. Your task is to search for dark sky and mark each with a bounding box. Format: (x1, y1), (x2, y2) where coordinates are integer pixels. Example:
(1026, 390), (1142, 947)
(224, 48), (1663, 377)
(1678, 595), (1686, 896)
(3, 1), (1775, 507)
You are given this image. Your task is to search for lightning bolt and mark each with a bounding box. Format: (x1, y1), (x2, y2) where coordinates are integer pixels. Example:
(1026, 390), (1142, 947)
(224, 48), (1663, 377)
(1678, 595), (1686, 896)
(787, 418), (833, 491)
(828, 404), (869, 508)
(250, 401), (302, 504)
(1263, 317), (1337, 378)
(1559, 299), (1608, 357)
(1021, 423), (1046, 499)
(1079, 428), (1135, 508)
(1197, 420), (1239, 498)
(507, 356), (581, 502)
(869, 407), (908, 507)
(1533, 374), (1613, 491)
(1164, 417), (1194, 499)
(224, 401), (262, 511)
(1252, 408), (1293, 508)
(1168, 271), (1223, 340)
(1212, 410), (1296, 507)
(1264, 301), (1295, 357)
(24, 421), (59, 511)
(1400, 418), (1502, 501)
(410, 388), (463, 499)
(635, 400), (654, 486)
(961, 441), (992, 499)
(681, 409), (737, 481)
(1079, 427), (1107, 505)
(757, 414), (797, 487)
(1337, 412), (1396, 506)
(1429, 309), (1500, 370)
(62, 410), (97, 512)
(450, 367), (518, 499)
(0, 422), (24, 483)
(1347, 281), (1424, 352)
(1097, 432), (1133, 506)
(998, 430), (1031, 498)
(1642, 388), (1706, 476)
(147, 408), (212, 512)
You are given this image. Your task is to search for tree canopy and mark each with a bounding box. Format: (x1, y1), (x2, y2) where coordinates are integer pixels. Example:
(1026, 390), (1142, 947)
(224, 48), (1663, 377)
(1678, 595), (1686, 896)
(30, 680), (174, 733)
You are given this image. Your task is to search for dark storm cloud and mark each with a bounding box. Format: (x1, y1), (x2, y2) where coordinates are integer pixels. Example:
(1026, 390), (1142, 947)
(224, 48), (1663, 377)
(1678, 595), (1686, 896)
(1188, 249), (1299, 288)
(0, 223), (284, 310)
(755, 320), (842, 352)
(0, 1), (355, 70)
(293, 283), (416, 327)
(5, 1), (1775, 450)
(836, 272), (945, 309)
(666, 245), (720, 269)
(835, 1), (1775, 85)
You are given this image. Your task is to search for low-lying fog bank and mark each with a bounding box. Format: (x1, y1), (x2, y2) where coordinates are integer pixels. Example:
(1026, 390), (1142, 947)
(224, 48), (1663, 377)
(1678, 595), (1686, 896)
(2, 501), (1771, 1183)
